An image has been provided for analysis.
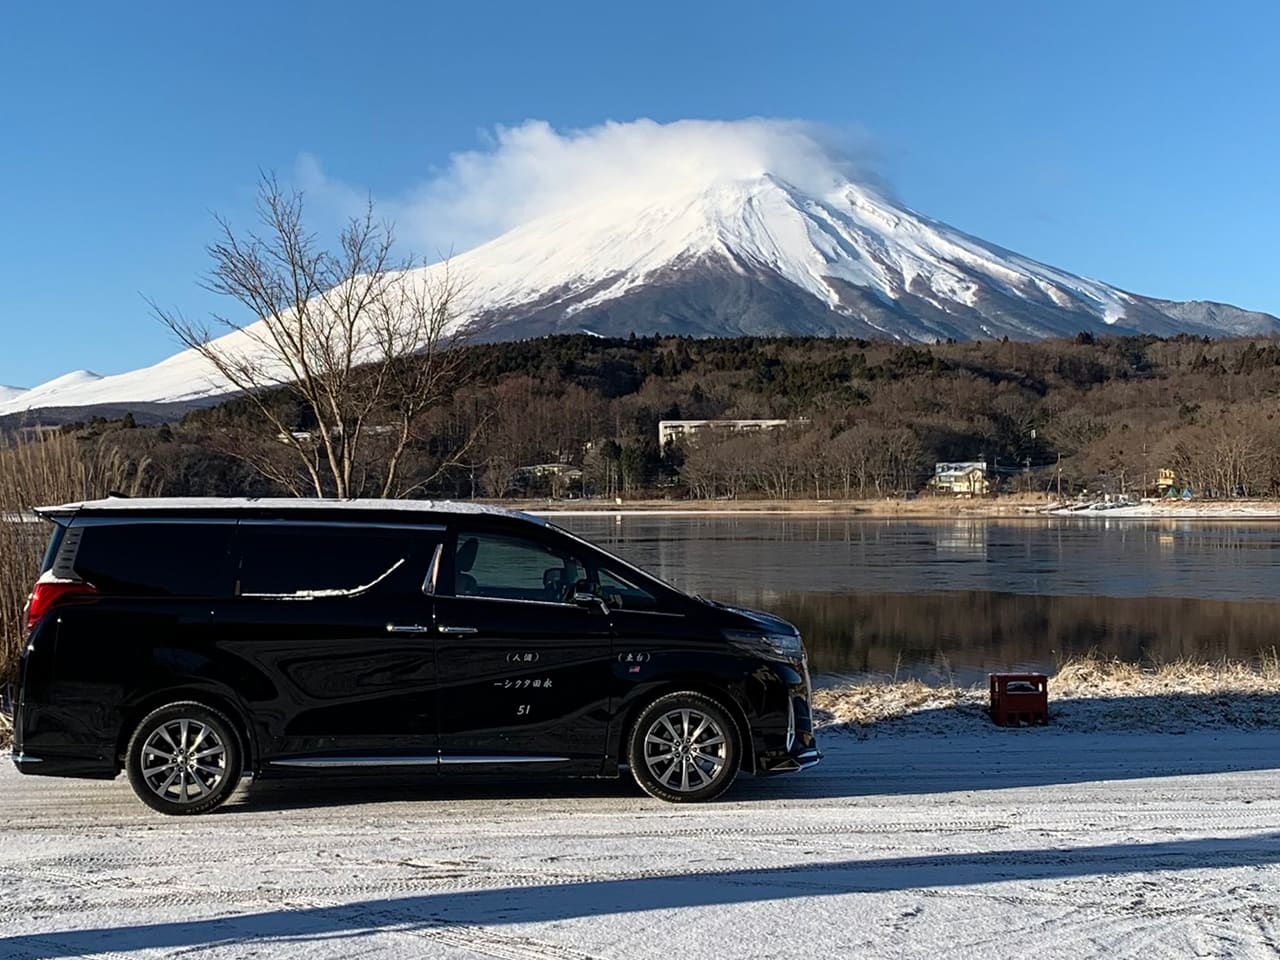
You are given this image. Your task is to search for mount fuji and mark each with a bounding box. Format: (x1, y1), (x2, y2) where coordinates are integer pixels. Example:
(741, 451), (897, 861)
(453, 171), (1277, 343)
(3, 124), (1276, 417)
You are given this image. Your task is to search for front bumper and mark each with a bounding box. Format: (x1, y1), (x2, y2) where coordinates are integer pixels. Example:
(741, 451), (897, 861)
(758, 744), (822, 774)
(746, 657), (821, 775)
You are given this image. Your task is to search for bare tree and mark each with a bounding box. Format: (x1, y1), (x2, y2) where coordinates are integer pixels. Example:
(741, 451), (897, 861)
(153, 174), (474, 498)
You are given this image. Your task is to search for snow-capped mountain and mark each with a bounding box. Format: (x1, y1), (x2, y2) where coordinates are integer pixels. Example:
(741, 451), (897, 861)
(452, 172), (1278, 342)
(0, 370), (101, 410)
(0, 385), (28, 403)
(3, 167), (1276, 417)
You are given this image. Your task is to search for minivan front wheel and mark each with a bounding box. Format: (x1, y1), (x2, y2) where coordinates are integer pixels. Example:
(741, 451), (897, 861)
(126, 702), (242, 815)
(628, 691), (740, 803)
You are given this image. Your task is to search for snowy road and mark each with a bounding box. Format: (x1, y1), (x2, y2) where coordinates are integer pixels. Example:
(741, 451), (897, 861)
(2, 729), (1280, 959)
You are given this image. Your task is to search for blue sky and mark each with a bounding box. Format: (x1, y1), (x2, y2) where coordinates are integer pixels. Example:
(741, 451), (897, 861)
(1, 1), (1276, 386)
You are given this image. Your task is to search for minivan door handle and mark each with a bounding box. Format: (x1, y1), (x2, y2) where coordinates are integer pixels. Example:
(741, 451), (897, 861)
(385, 623), (431, 634)
(437, 625), (479, 635)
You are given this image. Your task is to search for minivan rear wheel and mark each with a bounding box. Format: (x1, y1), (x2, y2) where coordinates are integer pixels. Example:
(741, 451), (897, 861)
(125, 702), (242, 815)
(628, 691), (740, 803)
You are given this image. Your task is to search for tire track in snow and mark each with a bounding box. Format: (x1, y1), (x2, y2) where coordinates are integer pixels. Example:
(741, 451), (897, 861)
(4, 732), (1280, 960)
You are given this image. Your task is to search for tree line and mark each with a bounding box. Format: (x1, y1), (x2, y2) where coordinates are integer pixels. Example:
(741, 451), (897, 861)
(14, 331), (1280, 502)
(16, 173), (1271, 504)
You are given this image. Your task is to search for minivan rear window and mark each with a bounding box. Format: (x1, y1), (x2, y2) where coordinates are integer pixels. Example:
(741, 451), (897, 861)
(237, 525), (434, 598)
(73, 522), (236, 597)
(39, 523), (66, 574)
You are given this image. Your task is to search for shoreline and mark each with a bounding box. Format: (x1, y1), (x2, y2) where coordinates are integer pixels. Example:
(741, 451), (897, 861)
(503, 495), (1280, 520)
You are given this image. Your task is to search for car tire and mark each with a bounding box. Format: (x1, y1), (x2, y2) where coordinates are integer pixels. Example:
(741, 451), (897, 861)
(125, 701), (243, 815)
(628, 691), (740, 803)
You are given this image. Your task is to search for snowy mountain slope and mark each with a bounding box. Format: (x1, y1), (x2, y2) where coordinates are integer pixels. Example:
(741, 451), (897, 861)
(1136, 298), (1279, 336)
(3, 171), (1276, 416)
(0, 385), (27, 403)
(0, 370), (103, 410)
(450, 173), (1272, 343)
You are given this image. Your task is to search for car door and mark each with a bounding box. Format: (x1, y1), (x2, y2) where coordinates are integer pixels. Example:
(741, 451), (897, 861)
(216, 522), (443, 765)
(432, 527), (613, 774)
(592, 563), (720, 719)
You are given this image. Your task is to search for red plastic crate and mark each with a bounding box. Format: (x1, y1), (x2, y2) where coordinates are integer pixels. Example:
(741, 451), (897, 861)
(989, 673), (1048, 726)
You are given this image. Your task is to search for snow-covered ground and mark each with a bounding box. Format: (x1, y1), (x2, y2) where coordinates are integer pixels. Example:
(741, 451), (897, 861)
(2, 724), (1279, 959)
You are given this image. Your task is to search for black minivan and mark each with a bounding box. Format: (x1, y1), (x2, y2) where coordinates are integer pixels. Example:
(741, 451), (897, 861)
(8, 498), (819, 814)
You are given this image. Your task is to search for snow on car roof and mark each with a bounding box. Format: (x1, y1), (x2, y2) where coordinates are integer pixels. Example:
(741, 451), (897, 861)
(37, 497), (546, 525)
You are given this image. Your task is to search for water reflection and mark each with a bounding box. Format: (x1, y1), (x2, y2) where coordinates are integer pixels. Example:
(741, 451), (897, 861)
(557, 515), (1280, 684)
(733, 590), (1280, 685)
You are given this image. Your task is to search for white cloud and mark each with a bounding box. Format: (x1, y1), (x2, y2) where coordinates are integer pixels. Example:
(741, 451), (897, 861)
(295, 118), (886, 263)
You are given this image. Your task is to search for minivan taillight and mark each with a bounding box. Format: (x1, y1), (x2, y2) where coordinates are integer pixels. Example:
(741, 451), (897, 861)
(24, 580), (98, 634)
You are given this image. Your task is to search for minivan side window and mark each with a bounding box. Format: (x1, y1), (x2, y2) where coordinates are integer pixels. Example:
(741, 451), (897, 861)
(237, 525), (432, 598)
(72, 522), (236, 597)
(453, 532), (585, 604)
(597, 567), (660, 611)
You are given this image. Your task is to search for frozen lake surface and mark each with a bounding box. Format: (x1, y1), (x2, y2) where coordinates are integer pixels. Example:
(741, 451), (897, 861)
(557, 515), (1280, 683)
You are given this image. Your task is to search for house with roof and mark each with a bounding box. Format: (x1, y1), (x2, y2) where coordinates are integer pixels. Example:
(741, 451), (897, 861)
(929, 461), (990, 496)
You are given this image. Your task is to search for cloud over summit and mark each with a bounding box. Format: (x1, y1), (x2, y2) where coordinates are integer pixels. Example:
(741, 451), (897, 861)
(300, 118), (885, 260)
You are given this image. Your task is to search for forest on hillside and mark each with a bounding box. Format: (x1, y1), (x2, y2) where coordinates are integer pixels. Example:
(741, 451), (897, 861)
(15, 332), (1280, 501)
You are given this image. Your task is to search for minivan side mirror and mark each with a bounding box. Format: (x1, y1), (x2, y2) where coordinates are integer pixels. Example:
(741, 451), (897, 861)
(572, 581), (609, 613)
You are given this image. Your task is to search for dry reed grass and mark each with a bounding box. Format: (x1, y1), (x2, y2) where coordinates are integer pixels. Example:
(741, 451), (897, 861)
(0, 431), (153, 692)
(814, 653), (1280, 734)
(1050, 652), (1280, 698)
(813, 678), (971, 728)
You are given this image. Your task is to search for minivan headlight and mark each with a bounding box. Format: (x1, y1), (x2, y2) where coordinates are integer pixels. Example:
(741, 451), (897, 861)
(723, 629), (804, 661)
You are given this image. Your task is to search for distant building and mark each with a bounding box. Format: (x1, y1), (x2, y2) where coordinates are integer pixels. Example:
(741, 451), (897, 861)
(514, 462), (583, 499)
(1156, 467), (1178, 495)
(657, 419), (804, 448)
(517, 463), (583, 482)
(930, 461), (990, 496)
(276, 424), (395, 445)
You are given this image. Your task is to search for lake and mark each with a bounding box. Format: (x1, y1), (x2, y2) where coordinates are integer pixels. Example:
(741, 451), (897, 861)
(555, 514), (1280, 684)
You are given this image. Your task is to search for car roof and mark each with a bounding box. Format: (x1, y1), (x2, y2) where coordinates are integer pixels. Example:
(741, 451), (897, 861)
(36, 497), (548, 527)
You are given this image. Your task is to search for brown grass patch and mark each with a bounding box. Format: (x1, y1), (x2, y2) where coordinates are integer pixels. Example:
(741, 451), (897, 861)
(1050, 652), (1280, 698)
(813, 679), (970, 728)
(815, 653), (1280, 734)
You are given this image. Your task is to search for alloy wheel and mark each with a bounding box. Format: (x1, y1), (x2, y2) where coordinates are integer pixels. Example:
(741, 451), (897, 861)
(642, 707), (728, 793)
(138, 717), (228, 805)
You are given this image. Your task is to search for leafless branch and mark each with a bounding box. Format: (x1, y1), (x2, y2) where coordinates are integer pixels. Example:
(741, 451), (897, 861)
(152, 174), (477, 497)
